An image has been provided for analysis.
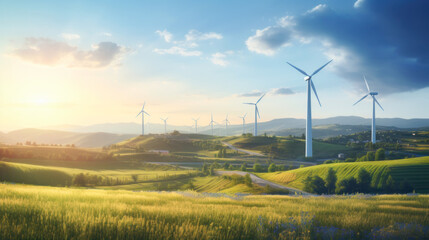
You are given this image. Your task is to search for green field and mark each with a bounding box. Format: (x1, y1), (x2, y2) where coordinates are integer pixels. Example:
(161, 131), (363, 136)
(1, 184), (428, 239)
(258, 157), (429, 193)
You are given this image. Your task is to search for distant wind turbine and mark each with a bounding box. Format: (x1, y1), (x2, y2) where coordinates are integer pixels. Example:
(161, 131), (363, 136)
(224, 115), (230, 136)
(353, 76), (384, 144)
(239, 113), (247, 134)
(287, 59), (332, 157)
(160, 117), (168, 134)
(136, 102), (150, 135)
(243, 94), (265, 136)
(208, 113), (216, 136)
(192, 118), (200, 133)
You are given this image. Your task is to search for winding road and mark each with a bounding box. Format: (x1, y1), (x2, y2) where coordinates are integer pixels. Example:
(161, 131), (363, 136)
(216, 170), (312, 195)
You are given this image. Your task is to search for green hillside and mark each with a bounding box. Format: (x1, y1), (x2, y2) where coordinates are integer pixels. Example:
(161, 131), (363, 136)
(258, 157), (429, 193)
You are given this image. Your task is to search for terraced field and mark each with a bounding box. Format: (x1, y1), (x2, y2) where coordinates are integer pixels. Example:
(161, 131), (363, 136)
(258, 157), (429, 193)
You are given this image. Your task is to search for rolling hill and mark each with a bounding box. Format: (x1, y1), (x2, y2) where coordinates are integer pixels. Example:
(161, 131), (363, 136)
(258, 157), (429, 193)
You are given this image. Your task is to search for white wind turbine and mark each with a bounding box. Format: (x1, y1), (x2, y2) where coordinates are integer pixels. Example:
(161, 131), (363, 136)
(353, 76), (384, 144)
(192, 118), (200, 133)
(136, 102), (150, 136)
(224, 115), (230, 136)
(287, 60), (332, 158)
(208, 113), (216, 136)
(239, 113), (247, 134)
(243, 94), (265, 136)
(160, 117), (168, 134)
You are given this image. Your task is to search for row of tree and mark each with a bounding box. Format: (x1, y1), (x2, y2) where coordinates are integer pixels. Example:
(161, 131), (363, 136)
(304, 168), (414, 194)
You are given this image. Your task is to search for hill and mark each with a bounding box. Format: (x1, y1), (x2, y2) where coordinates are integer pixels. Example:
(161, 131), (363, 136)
(258, 157), (429, 193)
(0, 128), (135, 147)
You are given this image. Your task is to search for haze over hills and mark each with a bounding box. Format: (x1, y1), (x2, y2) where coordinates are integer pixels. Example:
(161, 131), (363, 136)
(1, 116), (428, 147)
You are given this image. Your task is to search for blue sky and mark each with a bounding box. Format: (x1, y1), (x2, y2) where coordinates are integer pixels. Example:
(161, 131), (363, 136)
(0, 0), (428, 130)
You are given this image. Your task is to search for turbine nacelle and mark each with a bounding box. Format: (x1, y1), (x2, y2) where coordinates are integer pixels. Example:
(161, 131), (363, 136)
(370, 92), (378, 96)
(304, 76), (311, 81)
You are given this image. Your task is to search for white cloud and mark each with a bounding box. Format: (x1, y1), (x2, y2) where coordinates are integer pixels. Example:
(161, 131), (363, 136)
(185, 30), (223, 41)
(210, 52), (228, 66)
(153, 46), (202, 56)
(61, 33), (80, 40)
(11, 38), (129, 68)
(354, 0), (365, 8)
(155, 30), (173, 43)
(101, 32), (112, 37)
(306, 4), (327, 14)
(246, 26), (292, 56)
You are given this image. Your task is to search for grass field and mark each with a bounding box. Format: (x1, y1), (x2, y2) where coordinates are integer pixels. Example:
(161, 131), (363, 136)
(0, 161), (196, 187)
(1, 184), (428, 239)
(258, 157), (429, 193)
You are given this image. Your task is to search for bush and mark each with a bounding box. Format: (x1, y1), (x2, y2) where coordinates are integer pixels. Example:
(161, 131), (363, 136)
(240, 163), (247, 171)
(336, 177), (358, 194)
(366, 151), (375, 161)
(244, 174), (252, 187)
(375, 148), (385, 161)
(253, 163), (263, 173)
(268, 163), (277, 172)
(131, 174), (138, 183)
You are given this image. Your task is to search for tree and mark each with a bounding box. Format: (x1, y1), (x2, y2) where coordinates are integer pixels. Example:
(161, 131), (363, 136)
(253, 163), (263, 172)
(131, 174), (139, 183)
(336, 177), (358, 194)
(325, 168), (337, 194)
(240, 163), (247, 171)
(366, 151), (375, 161)
(73, 173), (86, 186)
(209, 164), (215, 176)
(375, 148), (385, 161)
(385, 175), (395, 193)
(223, 162), (230, 170)
(356, 168), (371, 193)
(399, 179), (413, 193)
(268, 163), (277, 172)
(304, 175), (327, 194)
(244, 174), (252, 187)
(202, 163), (209, 175)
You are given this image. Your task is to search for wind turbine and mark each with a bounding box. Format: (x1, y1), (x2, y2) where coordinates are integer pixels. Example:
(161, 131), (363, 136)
(160, 117), (168, 134)
(192, 118), (199, 133)
(243, 94), (265, 136)
(239, 113), (247, 134)
(208, 113), (216, 136)
(353, 76), (384, 144)
(224, 115), (230, 136)
(136, 102), (150, 135)
(287, 59), (332, 158)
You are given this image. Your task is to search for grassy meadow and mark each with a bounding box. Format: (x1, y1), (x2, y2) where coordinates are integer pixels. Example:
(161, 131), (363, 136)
(1, 183), (428, 239)
(258, 157), (429, 193)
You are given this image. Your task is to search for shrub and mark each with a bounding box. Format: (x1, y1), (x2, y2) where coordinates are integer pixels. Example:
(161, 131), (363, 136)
(375, 148), (385, 161)
(268, 163), (277, 172)
(253, 163), (263, 173)
(336, 177), (358, 194)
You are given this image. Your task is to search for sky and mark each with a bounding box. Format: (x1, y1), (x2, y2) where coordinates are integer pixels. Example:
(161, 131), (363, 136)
(0, 0), (428, 131)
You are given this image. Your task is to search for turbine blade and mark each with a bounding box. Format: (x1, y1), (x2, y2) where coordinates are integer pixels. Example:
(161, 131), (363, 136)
(256, 106), (260, 118)
(142, 102), (146, 110)
(136, 111), (142, 118)
(244, 113), (247, 118)
(286, 62), (309, 76)
(311, 59), (333, 76)
(243, 103), (255, 105)
(310, 80), (322, 107)
(373, 96), (384, 111)
(364, 76), (370, 92)
(353, 94), (369, 106)
(256, 93), (266, 104)
(143, 111), (150, 116)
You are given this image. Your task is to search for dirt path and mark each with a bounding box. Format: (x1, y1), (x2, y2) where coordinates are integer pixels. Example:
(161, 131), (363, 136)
(216, 170), (313, 195)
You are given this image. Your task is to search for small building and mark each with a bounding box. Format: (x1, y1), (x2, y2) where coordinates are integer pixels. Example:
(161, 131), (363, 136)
(148, 150), (169, 155)
(338, 153), (345, 159)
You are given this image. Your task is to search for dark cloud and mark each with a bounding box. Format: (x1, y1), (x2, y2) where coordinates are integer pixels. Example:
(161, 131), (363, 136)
(246, 0), (429, 94)
(12, 38), (128, 68)
(270, 88), (295, 96)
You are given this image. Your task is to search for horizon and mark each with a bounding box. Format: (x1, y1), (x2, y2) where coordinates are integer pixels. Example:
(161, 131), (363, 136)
(1, 0), (429, 131)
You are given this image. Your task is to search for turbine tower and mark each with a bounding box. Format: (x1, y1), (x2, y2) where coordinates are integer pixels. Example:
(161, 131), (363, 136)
(160, 117), (168, 134)
(243, 94), (265, 136)
(192, 118), (199, 133)
(353, 76), (384, 144)
(224, 115), (230, 136)
(287, 60), (332, 158)
(239, 113), (247, 134)
(136, 102), (150, 136)
(209, 113), (216, 136)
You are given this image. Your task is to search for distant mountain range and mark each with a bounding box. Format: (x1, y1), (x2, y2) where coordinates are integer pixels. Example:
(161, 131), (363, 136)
(1, 116), (428, 147)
